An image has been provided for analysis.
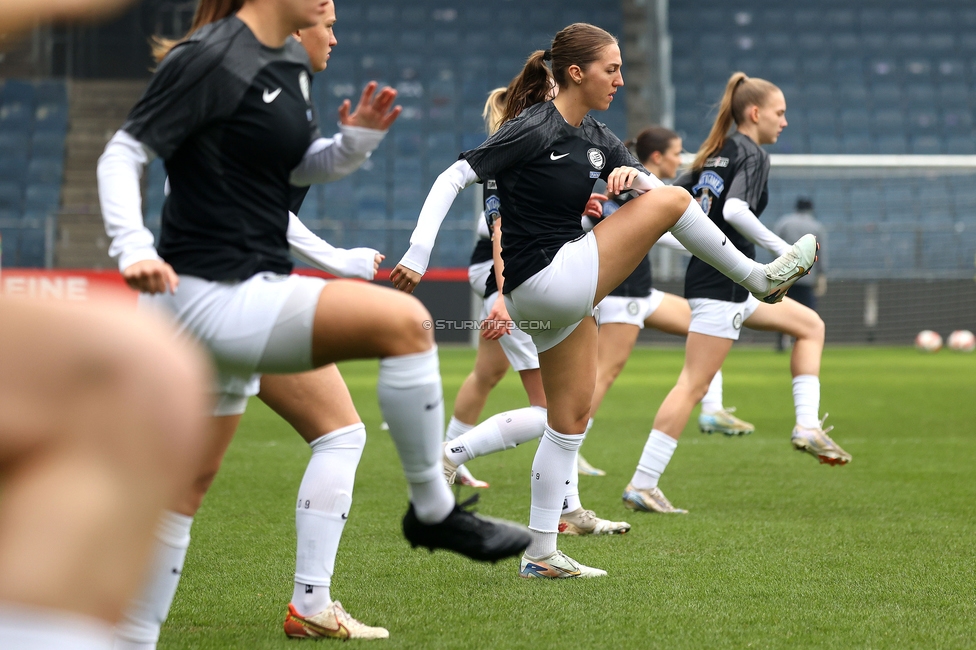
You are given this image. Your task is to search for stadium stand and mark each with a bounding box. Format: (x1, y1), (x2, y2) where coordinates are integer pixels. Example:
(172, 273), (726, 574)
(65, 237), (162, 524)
(670, 1), (976, 279)
(0, 79), (67, 267)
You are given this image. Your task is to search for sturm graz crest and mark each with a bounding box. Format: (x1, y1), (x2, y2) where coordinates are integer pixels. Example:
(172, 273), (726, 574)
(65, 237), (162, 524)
(587, 148), (606, 170)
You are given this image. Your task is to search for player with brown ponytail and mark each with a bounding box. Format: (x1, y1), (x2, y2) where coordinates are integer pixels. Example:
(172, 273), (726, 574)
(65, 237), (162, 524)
(393, 25), (818, 579)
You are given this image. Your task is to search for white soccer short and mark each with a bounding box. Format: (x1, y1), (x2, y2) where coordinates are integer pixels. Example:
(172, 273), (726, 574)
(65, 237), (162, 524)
(687, 294), (761, 341)
(505, 231), (599, 353)
(482, 291), (539, 371)
(140, 271), (327, 416)
(468, 259), (493, 297)
(596, 289), (667, 329)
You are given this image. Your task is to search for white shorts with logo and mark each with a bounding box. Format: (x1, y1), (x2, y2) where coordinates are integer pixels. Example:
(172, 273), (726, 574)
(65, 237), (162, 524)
(140, 272), (327, 416)
(505, 231), (600, 353)
(482, 291), (539, 371)
(596, 289), (667, 329)
(687, 294), (761, 341)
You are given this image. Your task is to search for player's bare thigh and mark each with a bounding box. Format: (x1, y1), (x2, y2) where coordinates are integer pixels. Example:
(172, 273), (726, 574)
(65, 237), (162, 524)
(259, 366), (360, 443)
(643, 293), (691, 337)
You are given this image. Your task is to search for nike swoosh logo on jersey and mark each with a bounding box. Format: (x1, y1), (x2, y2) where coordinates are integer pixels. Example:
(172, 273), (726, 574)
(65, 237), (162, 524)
(721, 237), (727, 245)
(263, 88), (283, 103)
(550, 152), (570, 160)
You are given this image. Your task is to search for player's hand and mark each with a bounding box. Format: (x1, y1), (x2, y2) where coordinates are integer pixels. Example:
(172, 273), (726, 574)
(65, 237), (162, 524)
(122, 259), (179, 295)
(607, 166), (641, 195)
(390, 263), (422, 293)
(583, 193), (608, 219)
(482, 295), (512, 340)
(339, 81), (402, 131)
(373, 253), (385, 277)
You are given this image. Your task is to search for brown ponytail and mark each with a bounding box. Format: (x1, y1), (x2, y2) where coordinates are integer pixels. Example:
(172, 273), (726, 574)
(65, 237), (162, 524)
(504, 22), (618, 123)
(151, 0), (245, 63)
(692, 71), (779, 171)
(483, 87), (510, 136)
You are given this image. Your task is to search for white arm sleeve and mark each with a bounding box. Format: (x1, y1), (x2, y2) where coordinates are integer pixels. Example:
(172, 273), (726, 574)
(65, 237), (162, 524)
(398, 159), (479, 275)
(287, 213), (379, 280)
(656, 231), (688, 252)
(97, 130), (161, 272)
(290, 123), (387, 186)
(629, 171), (666, 192)
(724, 198), (791, 256)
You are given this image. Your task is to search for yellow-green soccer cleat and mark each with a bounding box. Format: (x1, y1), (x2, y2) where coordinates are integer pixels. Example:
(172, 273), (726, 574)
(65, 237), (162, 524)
(791, 414), (851, 466)
(558, 508), (630, 536)
(577, 453), (607, 476)
(283, 602), (389, 640)
(622, 484), (688, 514)
(519, 550), (607, 579)
(698, 407), (755, 436)
(755, 234), (818, 304)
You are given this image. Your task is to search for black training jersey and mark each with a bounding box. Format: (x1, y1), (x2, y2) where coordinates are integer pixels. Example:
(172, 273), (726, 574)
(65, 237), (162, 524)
(460, 102), (644, 293)
(470, 179), (498, 269)
(677, 132), (769, 303)
(606, 190), (652, 298)
(122, 17), (319, 281)
(481, 179), (502, 297)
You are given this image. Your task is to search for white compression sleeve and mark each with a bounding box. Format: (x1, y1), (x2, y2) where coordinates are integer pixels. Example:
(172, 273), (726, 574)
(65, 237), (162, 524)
(289, 124), (387, 186)
(97, 130), (160, 271)
(629, 171), (666, 192)
(724, 198), (791, 256)
(286, 212), (379, 280)
(398, 159), (479, 275)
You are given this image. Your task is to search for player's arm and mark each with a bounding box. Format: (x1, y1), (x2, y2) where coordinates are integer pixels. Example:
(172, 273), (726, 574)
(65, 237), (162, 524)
(390, 159), (480, 292)
(723, 199), (791, 256)
(286, 212), (383, 280)
(0, 0), (134, 35)
(97, 131), (178, 295)
(482, 217), (512, 339)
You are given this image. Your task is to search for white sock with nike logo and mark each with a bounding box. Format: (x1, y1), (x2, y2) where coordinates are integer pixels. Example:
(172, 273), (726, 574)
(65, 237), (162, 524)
(669, 198), (769, 294)
(445, 406), (547, 465)
(292, 423), (366, 616)
(378, 347), (455, 524)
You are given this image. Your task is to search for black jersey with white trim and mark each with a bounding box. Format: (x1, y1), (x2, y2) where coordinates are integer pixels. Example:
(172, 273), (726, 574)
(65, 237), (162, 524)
(677, 132), (769, 303)
(122, 17), (319, 281)
(605, 190), (652, 298)
(460, 102), (644, 293)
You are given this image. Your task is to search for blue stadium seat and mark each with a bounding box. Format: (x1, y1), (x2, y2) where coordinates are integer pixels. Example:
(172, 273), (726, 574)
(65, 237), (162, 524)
(24, 184), (60, 212)
(31, 132), (65, 158)
(905, 83), (936, 107)
(18, 226), (46, 267)
(838, 83), (869, 104)
(908, 109), (940, 135)
(945, 136), (976, 155)
(0, 80), (34, 106)
(842, 134), (873, 154)
(871, 83), (901, 104)
(34, 103), (68, 133)
(840, 109), (871, 134)
(884, 186), (916, 221)
(0, 227), (20, 265)
(33, 80), (66, 105)
(0, 155), (27, 184)
(939, 83), (969, 108)
(911, 136), (943, 155)
(0, 103), (32, 133)
(849, 187), (883, 221)
(0, 183), (22, 210)
(874, 109), (905, 133)
(26, 159), (63, 185)
(806, 109), (837, 135)
(877, 135), (908, 155)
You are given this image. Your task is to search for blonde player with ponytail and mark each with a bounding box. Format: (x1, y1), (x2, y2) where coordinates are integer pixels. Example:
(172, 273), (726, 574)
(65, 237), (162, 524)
(621, 73), (850, 517)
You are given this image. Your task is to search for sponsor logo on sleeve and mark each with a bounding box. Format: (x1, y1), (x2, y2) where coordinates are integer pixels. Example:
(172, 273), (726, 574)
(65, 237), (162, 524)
(705, 156), (730, 168)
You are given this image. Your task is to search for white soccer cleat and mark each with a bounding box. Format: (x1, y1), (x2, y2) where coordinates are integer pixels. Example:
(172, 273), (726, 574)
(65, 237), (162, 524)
(756, 234), (818, 304)
(558, 508), (630, 536)
(577, 453), (607, 476)
(283, 602), (389, 640)
(621, 484), (688, 514)
(519, 550), (607, 579)
(699, 407), (755, 436)
(791, 414), (851, 466)
(456, 463), (489, 488)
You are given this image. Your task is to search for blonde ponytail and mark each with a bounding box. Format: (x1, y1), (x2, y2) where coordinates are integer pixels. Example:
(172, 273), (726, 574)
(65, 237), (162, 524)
(482, 87), (509, 135)
(691, 71), (779, 171)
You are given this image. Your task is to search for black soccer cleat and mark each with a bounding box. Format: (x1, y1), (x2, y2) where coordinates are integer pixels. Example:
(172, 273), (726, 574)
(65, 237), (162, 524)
(402, 495), (531, 563)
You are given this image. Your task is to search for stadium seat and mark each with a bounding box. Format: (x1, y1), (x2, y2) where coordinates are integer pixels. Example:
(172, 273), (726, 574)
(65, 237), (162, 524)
(945, 136), (976, 155)
(0, 183), (22, 210)
(24, 184), (60, 212)
(877, 135), (908, 155)
(18, 226), (46, 267)
(34, 103), (68, 133)
(874, 109), (905, 133)
(0, 80), (34, 106)
(0, 227), (20, 265)
(26, 159), (63, 185)
(842, 134), (873, 154)
(0, 103), (32, 133)
(840, 109), (871, 134)
(911, 136), (943, 155)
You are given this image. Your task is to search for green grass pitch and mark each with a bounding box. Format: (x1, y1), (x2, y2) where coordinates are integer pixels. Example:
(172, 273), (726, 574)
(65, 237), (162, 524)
(162, 346), (975, 649)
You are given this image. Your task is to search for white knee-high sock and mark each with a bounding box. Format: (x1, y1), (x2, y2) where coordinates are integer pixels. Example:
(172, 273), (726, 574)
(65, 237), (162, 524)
(631, 430), (678, 490)
(0, 603), (113, 650)
(445, 406), (547, 465)
(113, 511), (192, 650)
(292, 423), (365, 617)
(670, 198), (769, 294)
(701, 370), (724, 414)
(792, 375), (821, 428)
(445, 416), (473, 441)
(527, 426), (583, 559)
(561, 419), (593, 514)
(377, 347), (454, 524)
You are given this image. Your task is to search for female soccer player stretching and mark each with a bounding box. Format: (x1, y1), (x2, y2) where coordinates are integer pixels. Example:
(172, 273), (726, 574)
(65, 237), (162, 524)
(98, 0), (530, 645)
(392, 24), (817, 578)
(622, 73), (850, 518)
